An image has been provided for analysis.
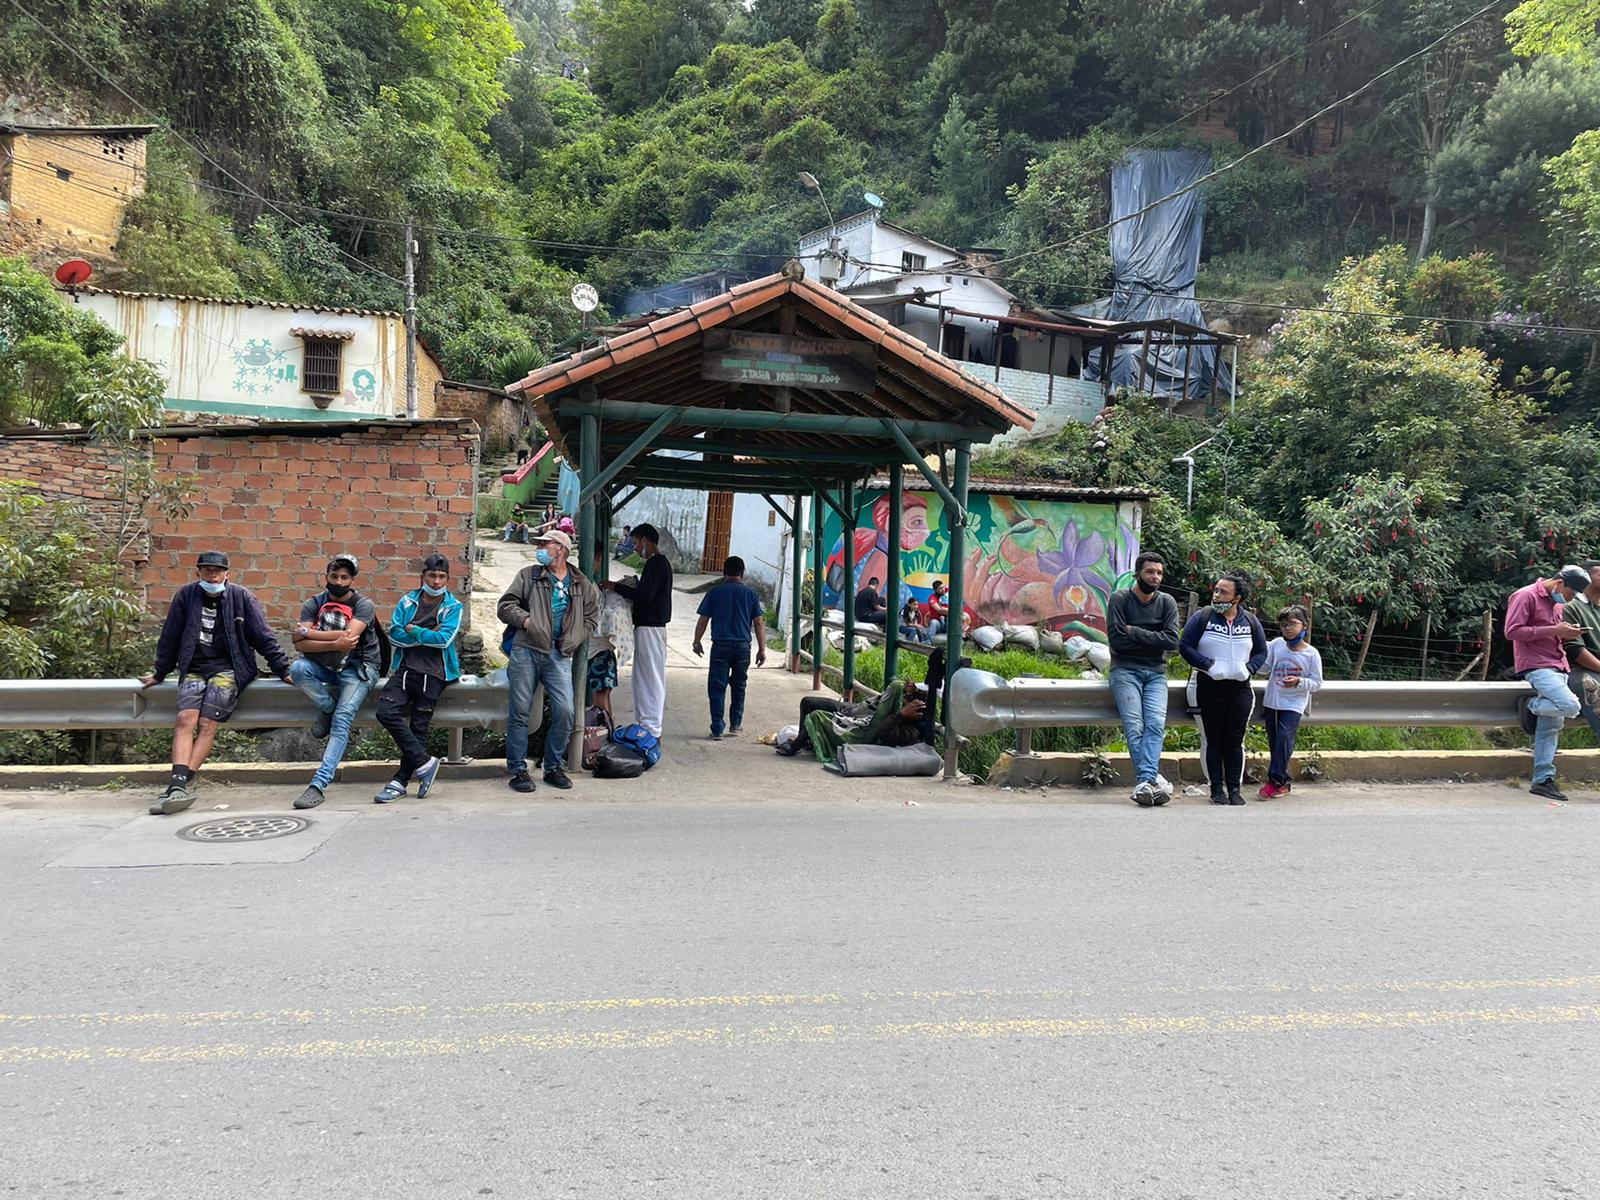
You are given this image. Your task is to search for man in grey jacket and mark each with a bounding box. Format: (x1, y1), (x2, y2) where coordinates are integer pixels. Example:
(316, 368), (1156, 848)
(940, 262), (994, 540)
(1106, 552), (1181, 807)
(496, 529), (602, 792)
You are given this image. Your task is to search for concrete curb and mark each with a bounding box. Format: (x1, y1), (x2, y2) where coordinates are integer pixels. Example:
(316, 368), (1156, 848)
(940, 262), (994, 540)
(989, 749), (1600, 789)
(0, 759), (507, 789)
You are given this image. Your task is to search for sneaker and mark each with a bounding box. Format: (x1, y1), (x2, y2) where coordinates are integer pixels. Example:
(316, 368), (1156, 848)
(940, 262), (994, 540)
(293, 784), (325, 810)
(150, 783), (195, 816)
(1210, 789), (1227, 806)
(1257, 782), (1281, 800)
(709, 727), (723, 740)
(543, 767), (573, 790)
(1227, 789), (1246, 806)
(1585, 674), (1600, 712)
(414, 756), (441, 799)
(1278, 780), (1292, 795)
(1131, 780), (1157, 808)
(508, 770), (536, 793)
(728, 725), (742, 737)
(373, 780), (408, 804)
(1530, 778), (1569, 802)
(311, 708), (334, 739)
(1517, 696), (1538, 737)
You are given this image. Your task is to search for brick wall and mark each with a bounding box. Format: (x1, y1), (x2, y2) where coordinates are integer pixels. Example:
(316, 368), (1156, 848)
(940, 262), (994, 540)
(0, 420), (481, 636)
(0, 438), (152, 566)
(433, 383), (527, 453)
(6, 131), (148, 249)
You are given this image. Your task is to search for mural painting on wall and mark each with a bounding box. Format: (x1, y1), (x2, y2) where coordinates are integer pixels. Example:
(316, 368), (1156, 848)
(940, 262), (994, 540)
(821, 491), (1140, 642)
(232, 339), (295, 398)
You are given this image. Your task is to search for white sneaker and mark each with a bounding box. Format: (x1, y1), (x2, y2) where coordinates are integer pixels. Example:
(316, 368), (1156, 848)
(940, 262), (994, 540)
(1131, 781), (1158, 807)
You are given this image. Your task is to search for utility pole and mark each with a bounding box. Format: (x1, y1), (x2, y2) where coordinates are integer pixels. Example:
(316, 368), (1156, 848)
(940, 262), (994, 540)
(403, 218), (418, 419)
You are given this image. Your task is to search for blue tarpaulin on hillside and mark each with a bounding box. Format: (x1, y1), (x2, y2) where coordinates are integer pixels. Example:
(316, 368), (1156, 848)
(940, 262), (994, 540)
(1083, 149), (1233, 401)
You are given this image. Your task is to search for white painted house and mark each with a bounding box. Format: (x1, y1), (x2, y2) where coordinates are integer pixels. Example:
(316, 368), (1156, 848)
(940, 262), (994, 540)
(798, 209), (1111, 444)
(64, 286), (446, 422)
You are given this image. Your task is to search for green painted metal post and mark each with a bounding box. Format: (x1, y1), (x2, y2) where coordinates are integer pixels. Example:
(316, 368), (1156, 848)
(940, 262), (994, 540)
(884, 462), (902, 687)
(571, 411), (599, 771)
(789, 492), (804, 674)
(841, 479), (856, 700)
(943, 441), (971, 778)
(811, 491), (824, 690)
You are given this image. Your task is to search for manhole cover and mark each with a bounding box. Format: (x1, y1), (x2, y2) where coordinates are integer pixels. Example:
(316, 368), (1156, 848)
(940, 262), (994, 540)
(178, 815), (311, 843)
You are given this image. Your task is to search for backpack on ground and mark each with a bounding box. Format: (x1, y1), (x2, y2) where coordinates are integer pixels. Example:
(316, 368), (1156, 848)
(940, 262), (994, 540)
(582, 703), (615, 771)
(611, 722), (660, 769)
(594, 741), (647, 779)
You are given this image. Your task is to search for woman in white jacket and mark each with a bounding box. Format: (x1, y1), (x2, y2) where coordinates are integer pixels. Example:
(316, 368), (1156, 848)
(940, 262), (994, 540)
(1178, 572), (1268, 805)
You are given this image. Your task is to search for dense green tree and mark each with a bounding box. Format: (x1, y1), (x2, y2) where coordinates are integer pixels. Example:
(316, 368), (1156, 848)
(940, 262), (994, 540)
(573, 0), (735, 111)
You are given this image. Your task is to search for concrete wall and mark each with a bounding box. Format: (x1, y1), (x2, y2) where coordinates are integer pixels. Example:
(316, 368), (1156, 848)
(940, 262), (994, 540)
(0, 130), (147, 249)
(0, 420), (480, 634)
(434, 383), (525, 452)
(613, 483), (708, 575)
(72, 291), (442, 423)
(986, 373), (1107, 448)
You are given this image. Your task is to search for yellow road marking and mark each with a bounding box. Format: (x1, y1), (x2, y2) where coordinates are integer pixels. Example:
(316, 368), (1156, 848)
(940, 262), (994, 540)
(1, 1003), (1597, 1066)
(3, 974), (1598, 1029)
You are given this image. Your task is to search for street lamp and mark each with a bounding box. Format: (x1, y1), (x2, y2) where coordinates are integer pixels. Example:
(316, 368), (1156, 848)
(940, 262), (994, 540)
(798, 171), (843, 287)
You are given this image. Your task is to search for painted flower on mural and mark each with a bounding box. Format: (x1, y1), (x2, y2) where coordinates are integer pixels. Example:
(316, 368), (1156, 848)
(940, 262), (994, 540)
(1038, 521), (1113, 610)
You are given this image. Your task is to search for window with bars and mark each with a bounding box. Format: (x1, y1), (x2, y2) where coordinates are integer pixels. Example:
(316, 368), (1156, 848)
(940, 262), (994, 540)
(901, 251), (926, 272)
(302, 338), (343, 394)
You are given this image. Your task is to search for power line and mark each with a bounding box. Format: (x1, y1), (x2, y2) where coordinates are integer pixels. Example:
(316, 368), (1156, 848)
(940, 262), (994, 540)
(5, 0), (405, 289)
(950, 0), (1513, 276)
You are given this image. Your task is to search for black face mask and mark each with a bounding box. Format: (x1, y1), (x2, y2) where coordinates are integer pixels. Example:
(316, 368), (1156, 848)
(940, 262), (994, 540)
(326, 583), (353, 599)
(1135, 578), (1158, 596)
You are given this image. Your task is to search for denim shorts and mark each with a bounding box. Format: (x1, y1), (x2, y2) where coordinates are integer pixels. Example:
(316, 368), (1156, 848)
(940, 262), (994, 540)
(176, 671), (240, 722)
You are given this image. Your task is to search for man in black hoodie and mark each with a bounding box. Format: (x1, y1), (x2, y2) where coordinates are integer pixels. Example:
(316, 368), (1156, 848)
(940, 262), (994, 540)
(1106, 552), (1181, 808)
(601, 522), (671, 738)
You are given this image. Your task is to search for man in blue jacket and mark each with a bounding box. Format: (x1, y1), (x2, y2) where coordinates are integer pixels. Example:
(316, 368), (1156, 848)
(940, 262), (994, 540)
(141, 550), (292, 815)
(373, 553), (464, 805)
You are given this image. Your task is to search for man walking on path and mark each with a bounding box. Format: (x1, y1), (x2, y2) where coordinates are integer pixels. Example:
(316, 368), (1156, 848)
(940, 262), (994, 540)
(1506, 565), (1590, 801)
(1106, 552), (1181, 807)
(374, 553), (462, 805)
(141, 551), (291, 815)
(692, 556), (768, 739)
(602, 523), (671, 738)
(287, 553), (382, 810)
(499, 528), (601, 793)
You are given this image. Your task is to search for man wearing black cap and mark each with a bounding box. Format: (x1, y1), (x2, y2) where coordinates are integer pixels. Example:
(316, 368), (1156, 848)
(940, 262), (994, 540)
(288, 553), (383, 809)
(1506, 564), (1590, 801)
(600, 522), (671, 738)
(374, 553), (463, 804)
(141, 551), (291, 815)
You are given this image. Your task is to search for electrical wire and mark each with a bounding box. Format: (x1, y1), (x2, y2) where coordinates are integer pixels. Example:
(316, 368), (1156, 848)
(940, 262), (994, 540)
(6, 0), (405, 289)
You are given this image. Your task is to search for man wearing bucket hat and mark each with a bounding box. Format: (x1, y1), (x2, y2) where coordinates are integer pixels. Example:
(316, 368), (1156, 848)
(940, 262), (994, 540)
(1506, 564), (1591, 802)
(141, 551), (291, 815)
(288, 552), (384, 810)
(497, 527), (601, 793)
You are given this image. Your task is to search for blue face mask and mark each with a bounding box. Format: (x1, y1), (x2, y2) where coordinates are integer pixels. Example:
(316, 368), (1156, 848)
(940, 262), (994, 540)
(534, 549), (553, 567)
(421, 583), (447, 597)
(199, 580), (225, 596)
(1284, 629), (1306, 645)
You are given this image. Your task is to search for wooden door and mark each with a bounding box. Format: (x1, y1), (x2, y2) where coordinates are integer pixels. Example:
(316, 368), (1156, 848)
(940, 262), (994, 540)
(701, 491), (733, 573)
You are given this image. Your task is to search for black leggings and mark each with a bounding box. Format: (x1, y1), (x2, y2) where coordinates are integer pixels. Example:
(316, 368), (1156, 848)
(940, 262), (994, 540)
(1196, 675), (1254, 792)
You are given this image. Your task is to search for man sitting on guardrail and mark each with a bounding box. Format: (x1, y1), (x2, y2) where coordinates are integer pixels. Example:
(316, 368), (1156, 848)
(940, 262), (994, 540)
(1507, 565), (1591, 803)
(1561, 560), (1600, 748)
(374, 553), (462, 805)
(141, 550), (292, 816)
(288, 553), (383, 812)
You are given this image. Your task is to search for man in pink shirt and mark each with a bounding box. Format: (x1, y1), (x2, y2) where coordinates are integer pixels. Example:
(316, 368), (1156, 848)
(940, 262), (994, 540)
(1506, 565), (1591, 801)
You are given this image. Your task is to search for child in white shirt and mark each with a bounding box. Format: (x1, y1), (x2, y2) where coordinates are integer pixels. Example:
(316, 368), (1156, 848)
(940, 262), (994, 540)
(1259, 604), (1323, 798)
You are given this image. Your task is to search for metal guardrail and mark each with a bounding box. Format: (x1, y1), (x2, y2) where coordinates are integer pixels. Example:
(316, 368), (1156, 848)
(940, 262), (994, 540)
(949, 670), (1539, 739)
(0, 676), (515, 762)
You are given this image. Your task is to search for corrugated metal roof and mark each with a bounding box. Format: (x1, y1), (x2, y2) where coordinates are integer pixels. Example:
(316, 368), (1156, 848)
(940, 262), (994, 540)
(870, 473), (1154, 502)
(0, 123), (156, 137)
(65, 285), (402, 319)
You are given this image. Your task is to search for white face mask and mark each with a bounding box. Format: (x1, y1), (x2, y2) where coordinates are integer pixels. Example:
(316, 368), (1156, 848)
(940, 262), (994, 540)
(421, 583), (447, 597)
(199, 580), (225, 596)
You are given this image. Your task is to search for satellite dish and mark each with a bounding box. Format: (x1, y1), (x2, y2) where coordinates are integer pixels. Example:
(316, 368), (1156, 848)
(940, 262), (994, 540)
(570, 283), (599, 313)
(863, 192), (885, 210)
(55, 258), (93, 287)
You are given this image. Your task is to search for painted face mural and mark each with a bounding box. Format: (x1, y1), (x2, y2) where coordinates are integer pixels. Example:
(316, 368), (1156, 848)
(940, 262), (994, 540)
(821, 491), (1141, 643)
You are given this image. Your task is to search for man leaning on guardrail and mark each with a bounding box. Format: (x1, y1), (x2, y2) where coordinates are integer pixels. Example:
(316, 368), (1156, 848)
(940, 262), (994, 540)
(1507, 565), (1592, 803)
(141, 551), (292, 817)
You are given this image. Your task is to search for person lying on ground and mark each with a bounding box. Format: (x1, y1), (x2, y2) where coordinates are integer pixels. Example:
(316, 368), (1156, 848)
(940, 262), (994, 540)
(778, 679), (927, 764)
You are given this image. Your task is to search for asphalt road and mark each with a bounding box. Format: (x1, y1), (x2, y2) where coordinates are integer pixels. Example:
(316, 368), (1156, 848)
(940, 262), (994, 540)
(2, 785), (1597, 1199)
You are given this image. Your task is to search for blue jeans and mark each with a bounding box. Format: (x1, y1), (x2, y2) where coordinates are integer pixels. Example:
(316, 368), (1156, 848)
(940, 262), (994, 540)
(1108, 664), (1168, 784)
(290, 658), (376, 790)
(1264, 707), (1303, 785)
(708, 641), (751, 735)
(1526, 666), (1580, 783)
(507, 644), (572, 774)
